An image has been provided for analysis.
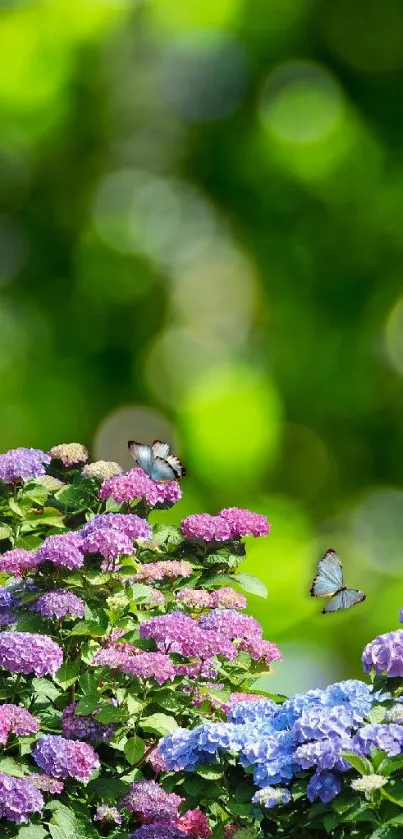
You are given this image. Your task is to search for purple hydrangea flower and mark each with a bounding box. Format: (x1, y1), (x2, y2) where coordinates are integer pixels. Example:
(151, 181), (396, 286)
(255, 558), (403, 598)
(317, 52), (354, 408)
(99, 468), (181, 508)
(33, 590), (85, 620)
(62, 704), (115, 743)
(140, 612), (237, 661)
(294, 737), (352, 772)
(181, 514), (234, 542)
(252, 785), (291, 808)
(33, 735), (100, 781)
(198, 609), (262, 641)
(36, 533), (84, 570)
(0, 773), (44, 822)
(48, 443), (88, 466)
(294, 705), (355, 742)
(94, 804), (122, 825)
(81, 527), (134, 560)
(307, 770), (342, 803)
(240, 638), (282, 665)
(0, 548), (40, 576)
(0, 631), (63, 677)
(0, 704), (39, 744)
(129, 826), (187, 839)
(121, 652), (176, 684)
(0, 588), (19, 610)
(123, 780), (181, 822)
(362, 630), (403, 677)
(92, 648), (132, 670)
(0, 447), (51, 483)
(133, 561), (193, 582)
(28, 774), (64, 794)
(352, 723), (403, 756)
(219, 507), (271, 538)
(82, 513), (151, 541)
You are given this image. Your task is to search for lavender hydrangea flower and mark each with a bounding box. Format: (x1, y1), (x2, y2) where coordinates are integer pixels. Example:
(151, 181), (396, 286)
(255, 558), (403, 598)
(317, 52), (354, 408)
(121, 652), (176, 684)
(82, 512), (151, 541)
(62, 704), (115, 743)
(81, 527), (134, 560)
(362, 630), (403, 677)
(0, 447), (51, 483)
(36, 533), (84, 570)
(352, 723), (403, 756)
(33, 590), (85, 620)
(0, 548), (40, 576)
(28, 774), (64, 793)
(94, 804), (122, 825)
(240, 638), (282, 665)
(48, 443), (88, 466)
(92, 647), (132, 670)
(33, 735), (100, 781)
(307, 770), (342, 803)
(0, 773), (44, 822)
(129, 826), (187, 839)
(198, 610), (262, 641)
(122, 780), (181, 822)
(140, 612), (237, 661)
(294, 737), (352, 772)
(294, 705), (355, 742)
(181, 514), (234, 543)
(219, 508), (271, 538)
(82, 461), (123, 481)
(252, 785), (291, 808)
(0, 704), (39, 744)
(99, 468), (181, 508)
(0, 631), (63, 677)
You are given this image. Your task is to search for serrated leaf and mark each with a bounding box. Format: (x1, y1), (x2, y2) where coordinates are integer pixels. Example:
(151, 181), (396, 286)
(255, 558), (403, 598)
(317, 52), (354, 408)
(342, 752), (374, 775)
(54, 482), (95, 511)
(379, 755), (403, 776)
(8, 498), (24, 517)
(21, 481), (49, 506)
(124, 736), (145, 764)
(86, 776), (129, 803)
(151, 524), (184, 548)
(95, 706), (127, 723)
(54, 659), (81, 689)
(75, 694), (100, 715)
(140, 713), (178, 736)
(0, 524), (12, 540)
(16, 827), (48, 839)
(233, 573), (268, 598)
(32, 678), (61, 702)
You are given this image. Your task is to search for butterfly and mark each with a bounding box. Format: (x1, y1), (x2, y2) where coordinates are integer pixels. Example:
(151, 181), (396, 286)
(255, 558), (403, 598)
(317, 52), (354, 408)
(127, 440), (186, 482)
(310, 549), (366, 614)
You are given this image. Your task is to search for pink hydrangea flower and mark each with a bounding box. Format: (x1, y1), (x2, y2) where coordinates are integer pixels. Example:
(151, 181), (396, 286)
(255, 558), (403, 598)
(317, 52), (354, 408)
(0, 549), (40, 576)
(33, 735), (100, 781)
(176, 809), (212, 837)
(0, 704), (39, 744)
(132, 561), (193, 583)
(81, 528), (134, 560)
(121, 652), (176, 685)
(36, 533), (84, 570)
(219, 507), (270, 537)
(28, 774), (64, 794)
(99, 468), (181, 508)
(181, 514), (233, 543)
(176, 589), (211, 609)
(209, 588), (247, 610)
(239, 638), (282, 665)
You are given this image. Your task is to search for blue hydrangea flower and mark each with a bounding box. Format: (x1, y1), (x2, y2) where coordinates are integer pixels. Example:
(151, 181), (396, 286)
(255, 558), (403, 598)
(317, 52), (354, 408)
(227, 699), (279, 725)
(352, 724), (403, 757)
(294, 705), (355, 742)
(307, 771), (342, 803)
(294, 736), (352, 772)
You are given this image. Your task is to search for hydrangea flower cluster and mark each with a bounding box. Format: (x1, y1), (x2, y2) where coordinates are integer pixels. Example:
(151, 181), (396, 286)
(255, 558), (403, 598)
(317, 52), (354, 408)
(94, 804), (122, 824)
(362, 629), (403, 677)
(33, 589), (85, 620)
(49, 443), (88, 466)
(82, 460), (123, 481)
(99, 467), (182, 507)
(80, 527), (135, 560)
(81, 512), (151, 541)
(176, 587), (247, 611)
(181, 508), (270, 542)
(62, 704), (115, 743)
(0, 631), (63, 677)
(0, 704), (39, 744)
(36, 533), (84, 570)
(0, 548), (40, 576)
(123, 780), (182, 823)
(132, 560), (193, 582)
(0, 773), (44, 822)
(33, 735), (100, 780)
(0, 447), (51, 483)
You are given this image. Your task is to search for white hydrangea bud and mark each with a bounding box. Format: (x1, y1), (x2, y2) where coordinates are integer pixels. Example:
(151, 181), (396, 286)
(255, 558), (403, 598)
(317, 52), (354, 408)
(351, 774), (387, 793)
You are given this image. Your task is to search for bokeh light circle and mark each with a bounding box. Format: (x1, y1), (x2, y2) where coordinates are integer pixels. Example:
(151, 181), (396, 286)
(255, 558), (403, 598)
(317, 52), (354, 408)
(353, 488), (403, 575)
(385, 297), (403, 376)
(260, 61), (344, 145)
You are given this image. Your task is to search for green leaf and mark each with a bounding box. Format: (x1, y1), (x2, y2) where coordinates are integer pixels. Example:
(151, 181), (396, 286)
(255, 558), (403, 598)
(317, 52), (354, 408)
(95, 706), (127, 723)
(379, 755), (403, 776)
(127, 694), (142, 716)
(32, 678), (61, 702)
(368, 704), (387, 724)
(9, 498), (24, 517)
(140, 713), (178, 736)
(68, 610), (108, 637)
(233, 573), (268, 598)
(0, 757), (26, 777)
(370, 828), (402, 838)
(16, 827), (48, 839)
(75, 694), (100, 715)
(0, 524), (12, 540)
(15, 613), (48, 633)
(196, 764), (223, 780)
(124, 736), (145, 764)
(151, 524), (184, 548)
(54, 481), (96, 512)
(54, 659), (81, 689)
(154, 688), (185, 713)
(21, 481), (49, 506)
(79, 672), (99, 694)
(342, 752), (374, 775)
(128, 583), (157, 602)
(86, 776), (129, 803)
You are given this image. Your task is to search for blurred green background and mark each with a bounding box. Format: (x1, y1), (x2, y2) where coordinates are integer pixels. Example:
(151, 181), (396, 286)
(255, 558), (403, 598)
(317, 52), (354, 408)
(1, 0), (403, 695)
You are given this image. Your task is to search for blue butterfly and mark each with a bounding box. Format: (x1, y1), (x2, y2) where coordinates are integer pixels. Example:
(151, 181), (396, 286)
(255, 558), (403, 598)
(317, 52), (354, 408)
(128, 440), (186, 482)
(310, 549), (366, 614)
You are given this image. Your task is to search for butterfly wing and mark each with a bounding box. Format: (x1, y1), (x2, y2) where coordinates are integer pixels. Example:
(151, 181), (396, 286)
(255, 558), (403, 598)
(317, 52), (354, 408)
(152, 440), (171, 459)
(150, 457), (178, 481)
(310, 549), (343, 598)
(322, 589), (366, 614)
(128, 441), (155, 477)
(165, 454), (186, 479)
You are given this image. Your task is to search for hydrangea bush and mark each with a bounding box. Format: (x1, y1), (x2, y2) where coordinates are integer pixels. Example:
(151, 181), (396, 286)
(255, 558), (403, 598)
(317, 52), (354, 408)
(0, 443), (401, 838)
